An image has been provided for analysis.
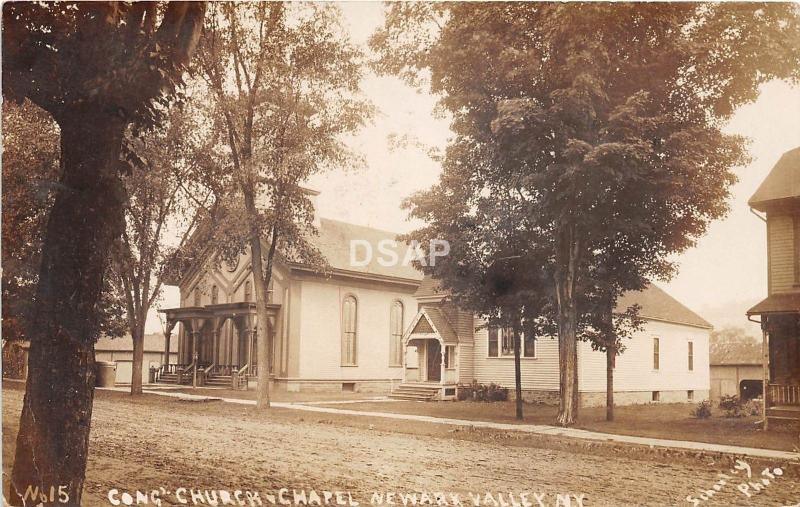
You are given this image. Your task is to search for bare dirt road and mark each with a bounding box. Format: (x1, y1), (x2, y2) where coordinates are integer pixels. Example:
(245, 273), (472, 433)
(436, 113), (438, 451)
(3, 386), (798, 507)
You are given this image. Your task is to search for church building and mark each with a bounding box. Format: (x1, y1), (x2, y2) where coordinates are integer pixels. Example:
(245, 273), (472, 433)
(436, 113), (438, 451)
(159, 189), (712, 406)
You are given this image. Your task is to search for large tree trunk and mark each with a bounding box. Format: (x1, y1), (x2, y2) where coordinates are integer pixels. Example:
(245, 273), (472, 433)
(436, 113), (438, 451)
(513, 321), (523, 421)
(243, 188), (274, 410)
(130, 324), (145, 395)
(8, 111), (127, 506)
(555, 222), (580, 427)
(606, 346), (615, 422)
(249, 233), (272, 409)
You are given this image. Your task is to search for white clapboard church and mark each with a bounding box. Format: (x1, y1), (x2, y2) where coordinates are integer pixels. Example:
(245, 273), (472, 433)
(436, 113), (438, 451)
(158, 189), (712, 405)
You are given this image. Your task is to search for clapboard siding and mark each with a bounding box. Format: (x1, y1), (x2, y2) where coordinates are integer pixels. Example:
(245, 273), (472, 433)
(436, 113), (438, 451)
(768, 213), (797, 293)
(296, 278), (416, 380)
(458, 343), (475, 383)
(472, 319), (561, 390)
(470, 318), (709, 394)
(578, 320), (711, 393)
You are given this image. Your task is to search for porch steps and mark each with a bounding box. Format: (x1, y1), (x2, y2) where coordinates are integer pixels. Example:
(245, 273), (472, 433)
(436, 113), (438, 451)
(767, 405), (800, 421)
(389, 383), (439, 401)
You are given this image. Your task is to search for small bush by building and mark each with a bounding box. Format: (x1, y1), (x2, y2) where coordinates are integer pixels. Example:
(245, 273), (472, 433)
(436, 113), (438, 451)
(458, 381), (508, 402)
(691, 399), (713, 419)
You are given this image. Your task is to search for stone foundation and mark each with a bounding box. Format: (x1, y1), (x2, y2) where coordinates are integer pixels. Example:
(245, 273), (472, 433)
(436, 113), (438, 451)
(269, 378), (400, 394)
(579, 389), (710, 407)
(506, 389), (710, 407)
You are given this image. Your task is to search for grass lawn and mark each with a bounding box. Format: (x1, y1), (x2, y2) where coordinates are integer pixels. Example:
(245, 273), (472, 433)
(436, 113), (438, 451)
(319, 399), (800, 452)
(164, 386), (386, 403)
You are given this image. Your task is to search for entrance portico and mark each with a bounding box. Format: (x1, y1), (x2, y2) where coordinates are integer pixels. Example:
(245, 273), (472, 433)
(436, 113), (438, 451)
(158, 302), (280, 389)
(401, 307), (459, 399)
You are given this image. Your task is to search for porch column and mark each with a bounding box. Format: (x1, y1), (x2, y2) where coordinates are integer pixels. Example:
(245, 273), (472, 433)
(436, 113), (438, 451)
(762, 321), (769, 430)
(248, 329), (255, 367)
(177, 324), (184, 364)
(440, 341), (446, 385)
(163, 331), (171, 366)
(192, 330), (199, 388)
(163, 320), (176, 366)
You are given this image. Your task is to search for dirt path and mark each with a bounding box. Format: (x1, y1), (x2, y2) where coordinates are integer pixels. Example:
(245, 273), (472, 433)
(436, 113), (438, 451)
(3, 388), (798, 507)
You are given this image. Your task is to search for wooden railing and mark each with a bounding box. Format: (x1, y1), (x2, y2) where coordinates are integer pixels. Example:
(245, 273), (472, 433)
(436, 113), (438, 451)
(177, 361), (196, 385)
(768, 384), (800, 406)
(233, 364), (249, 390)
(155, 363), (184, 382)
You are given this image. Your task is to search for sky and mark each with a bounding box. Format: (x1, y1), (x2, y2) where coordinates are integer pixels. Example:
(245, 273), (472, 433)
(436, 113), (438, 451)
(148, 3), (800, 336)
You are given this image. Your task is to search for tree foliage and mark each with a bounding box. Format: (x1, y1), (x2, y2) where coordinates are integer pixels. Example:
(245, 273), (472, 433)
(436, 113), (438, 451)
(2, 2), (206, 503)
(195, 2), (372, 408)
(372, 2), (800, 425)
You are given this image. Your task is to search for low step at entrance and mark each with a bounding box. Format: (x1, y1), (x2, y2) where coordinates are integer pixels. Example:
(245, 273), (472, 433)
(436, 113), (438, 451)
(389, 383), (440, 401)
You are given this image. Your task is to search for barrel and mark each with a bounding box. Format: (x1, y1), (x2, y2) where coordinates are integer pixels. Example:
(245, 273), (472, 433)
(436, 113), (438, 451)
(95, 361), (117, 388)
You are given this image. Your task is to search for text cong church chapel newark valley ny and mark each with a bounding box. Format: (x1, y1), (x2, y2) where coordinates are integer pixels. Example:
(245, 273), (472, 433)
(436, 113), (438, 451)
(157, 187), (712, 405)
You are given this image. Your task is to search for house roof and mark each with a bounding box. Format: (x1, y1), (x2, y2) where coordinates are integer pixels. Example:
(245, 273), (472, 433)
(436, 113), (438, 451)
(615, 284), (713, 329)
(422, 307), (459, 344)
(415, 276), (713, 329)
(749, 147), (800, 212)
(304, 218), (423, 282)
(95, 333), (177, 353)
(710, 341), (761, 366)
(406, 306), (459, 344)
(414, 276), (444, 298)
(747, 292), (800, 316)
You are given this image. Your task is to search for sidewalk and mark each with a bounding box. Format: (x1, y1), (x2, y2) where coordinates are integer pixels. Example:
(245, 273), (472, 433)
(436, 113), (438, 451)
(131, 387), (800, 462)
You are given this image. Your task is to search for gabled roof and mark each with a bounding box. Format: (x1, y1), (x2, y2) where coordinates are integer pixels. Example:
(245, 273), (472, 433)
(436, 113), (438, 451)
(405, 307), (459, 344)
(296, 218), (423, 282)
(710, 340), (761, 366)
(615, 284), (713, 330)
(415, 276), (713, 330)
(749, 147), (800, 212)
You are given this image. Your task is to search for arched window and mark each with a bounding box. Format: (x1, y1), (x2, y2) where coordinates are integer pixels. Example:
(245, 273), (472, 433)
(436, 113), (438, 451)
(211, 285), (219, 305)
(244, 281), (252, 302)
(341, 295), (357, 366)
(389, 301), (404, 366)
(193, 287), (201, 306)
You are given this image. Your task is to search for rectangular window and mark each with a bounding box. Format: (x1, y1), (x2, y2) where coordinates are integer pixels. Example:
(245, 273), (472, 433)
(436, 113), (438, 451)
(687, 390), (694, 401)
(488, 327), (499, 357)
(444, 345), (456, 369)
(342, 296), (357, 366)
(389, 301), (404, 366)
(501, 328), (514, 356)
(688, 341), (694, 371)
(523, 332), (536, 358)
(489, 327), (535, 358)
(652, 391), (660, 402)
(653, 337), (660, 370)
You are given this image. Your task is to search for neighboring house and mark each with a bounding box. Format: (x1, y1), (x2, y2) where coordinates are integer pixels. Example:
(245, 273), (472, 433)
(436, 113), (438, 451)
(746, 146), (800, 424)
(710, 344), (762, 401)
(400, 277), (712, 406)
(95, 333), (178, 385)
(2, 334), (178, 386)
(158, 188), (712, 405)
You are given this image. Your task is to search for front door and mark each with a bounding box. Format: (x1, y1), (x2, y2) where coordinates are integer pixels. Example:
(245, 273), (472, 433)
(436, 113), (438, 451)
(426, 340), (441, 382)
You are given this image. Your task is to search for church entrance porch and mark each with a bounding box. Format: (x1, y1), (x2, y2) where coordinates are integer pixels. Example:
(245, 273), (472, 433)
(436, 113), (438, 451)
(158, 302), (280, 389)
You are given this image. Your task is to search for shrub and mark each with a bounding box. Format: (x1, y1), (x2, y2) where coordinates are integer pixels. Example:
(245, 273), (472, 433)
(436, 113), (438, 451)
(691, 399), (713, 419)
(719, 394), (746, 418)
(458, 381), (508, 402)
(743, 398), (762, 417)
